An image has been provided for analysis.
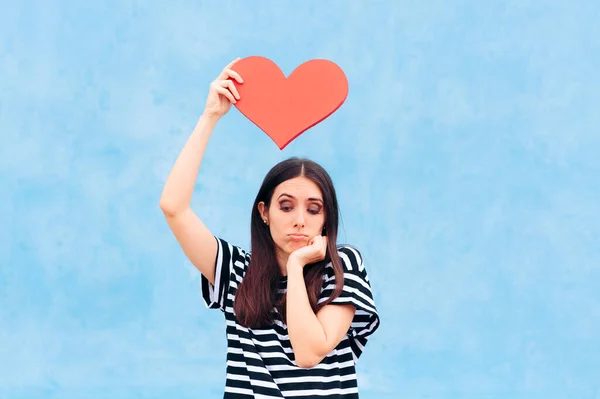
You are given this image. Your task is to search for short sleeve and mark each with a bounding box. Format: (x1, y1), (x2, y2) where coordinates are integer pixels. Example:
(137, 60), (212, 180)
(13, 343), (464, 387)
(320, 245), (380, 361)
(201, 237), (250, 312)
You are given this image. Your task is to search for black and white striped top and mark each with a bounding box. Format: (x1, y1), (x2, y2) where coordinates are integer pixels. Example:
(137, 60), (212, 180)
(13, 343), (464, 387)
(201, 237), (380, 398)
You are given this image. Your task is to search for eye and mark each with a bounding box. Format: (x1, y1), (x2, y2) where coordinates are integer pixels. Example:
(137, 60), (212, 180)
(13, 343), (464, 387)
(308, 205), (322, 214)
(279, 201), (293, 212)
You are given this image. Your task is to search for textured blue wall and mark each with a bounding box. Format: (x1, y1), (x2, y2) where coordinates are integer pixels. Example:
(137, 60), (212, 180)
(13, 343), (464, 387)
(2, 1), (599, 398)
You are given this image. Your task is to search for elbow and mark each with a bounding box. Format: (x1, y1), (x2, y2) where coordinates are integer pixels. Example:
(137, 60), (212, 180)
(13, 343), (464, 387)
(296, 359), (319, 369)
(295, 354), (324, 369)
(291, 336), (329, 369)
(159, 201), (175, 217)
(159, 199), (181, 217)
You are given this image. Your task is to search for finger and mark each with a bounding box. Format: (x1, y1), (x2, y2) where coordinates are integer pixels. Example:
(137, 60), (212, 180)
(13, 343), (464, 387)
(219, 57), (241, 79)
(225, 68), (243, 84)
(313, 236), (322, 248)
(224, 79), (241, 100)
(313, 236), (324, 250)
(216, 86), (236, 103)
(216, 79), (236, 89)
(225, 57), (241, 69)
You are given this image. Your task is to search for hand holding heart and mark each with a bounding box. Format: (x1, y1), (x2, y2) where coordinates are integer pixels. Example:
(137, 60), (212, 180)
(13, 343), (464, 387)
(203, 57), (244, 119)
(288, 235), (328, 269)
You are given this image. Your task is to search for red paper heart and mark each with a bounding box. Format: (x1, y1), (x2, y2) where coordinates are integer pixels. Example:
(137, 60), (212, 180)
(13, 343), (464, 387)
(230, 56), (349, 150)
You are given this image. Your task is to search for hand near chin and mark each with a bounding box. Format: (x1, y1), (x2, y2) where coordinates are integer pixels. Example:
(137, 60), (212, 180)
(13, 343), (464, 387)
(288, 235), (328, 268)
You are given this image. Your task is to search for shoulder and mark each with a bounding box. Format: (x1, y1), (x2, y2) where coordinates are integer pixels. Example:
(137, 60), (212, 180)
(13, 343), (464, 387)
(335, 244), (364, 272)
(322, 244), (366, 280)
(214, 236), (251, 269)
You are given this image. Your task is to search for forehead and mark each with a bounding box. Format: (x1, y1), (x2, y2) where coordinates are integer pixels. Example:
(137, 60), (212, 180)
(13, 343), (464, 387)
(273, 176), (322, 199)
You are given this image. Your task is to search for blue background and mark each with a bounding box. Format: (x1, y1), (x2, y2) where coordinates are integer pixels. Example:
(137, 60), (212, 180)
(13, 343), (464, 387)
(2, 1), (599, 398)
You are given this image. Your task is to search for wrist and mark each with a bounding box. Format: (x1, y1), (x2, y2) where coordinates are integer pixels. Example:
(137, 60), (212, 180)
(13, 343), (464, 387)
(199, 112), (221, 125)
(286, 257), (305, 273)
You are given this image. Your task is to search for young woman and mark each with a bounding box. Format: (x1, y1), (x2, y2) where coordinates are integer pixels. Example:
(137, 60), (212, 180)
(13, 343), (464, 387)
(159, 58), (380, 398)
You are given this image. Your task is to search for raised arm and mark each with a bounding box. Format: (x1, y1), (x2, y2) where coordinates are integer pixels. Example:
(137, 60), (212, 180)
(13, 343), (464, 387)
(159, 58), (243, 285)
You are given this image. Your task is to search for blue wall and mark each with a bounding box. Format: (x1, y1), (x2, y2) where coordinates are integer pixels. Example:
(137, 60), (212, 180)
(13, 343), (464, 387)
(2, 1), (599, 398)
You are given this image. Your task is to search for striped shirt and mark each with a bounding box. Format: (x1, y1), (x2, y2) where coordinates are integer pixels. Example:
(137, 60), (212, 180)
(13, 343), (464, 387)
(201, 237), (380, 398)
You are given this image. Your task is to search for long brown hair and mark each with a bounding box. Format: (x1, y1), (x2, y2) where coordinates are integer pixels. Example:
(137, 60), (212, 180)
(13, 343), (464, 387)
(233, 157), (345, 328)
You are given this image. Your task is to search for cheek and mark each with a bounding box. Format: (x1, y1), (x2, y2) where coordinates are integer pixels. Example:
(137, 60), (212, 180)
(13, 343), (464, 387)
(268, 222), (286, 244)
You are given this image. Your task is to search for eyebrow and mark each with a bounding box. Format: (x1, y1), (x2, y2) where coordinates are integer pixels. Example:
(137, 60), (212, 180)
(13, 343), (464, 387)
(277, 193), (323, 203)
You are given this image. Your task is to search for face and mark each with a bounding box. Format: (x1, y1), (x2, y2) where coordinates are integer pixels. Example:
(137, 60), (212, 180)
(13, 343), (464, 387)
(258, 176), (326, 259)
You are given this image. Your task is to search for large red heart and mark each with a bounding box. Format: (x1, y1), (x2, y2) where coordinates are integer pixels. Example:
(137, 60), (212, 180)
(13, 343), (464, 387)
(230, 56), (349, 150)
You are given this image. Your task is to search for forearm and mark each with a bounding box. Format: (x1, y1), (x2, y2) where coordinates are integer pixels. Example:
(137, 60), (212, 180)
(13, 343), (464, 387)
(159, 113), (219, 214)
(286, 261), (327, 368)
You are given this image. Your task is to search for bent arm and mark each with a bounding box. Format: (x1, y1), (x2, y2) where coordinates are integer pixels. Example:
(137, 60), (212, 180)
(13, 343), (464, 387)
(159, 113), (220, 284)
(286, 261), (355, 368)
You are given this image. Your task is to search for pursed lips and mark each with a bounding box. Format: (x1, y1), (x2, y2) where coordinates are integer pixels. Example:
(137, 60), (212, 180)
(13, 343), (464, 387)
(288, 234), (308, 240)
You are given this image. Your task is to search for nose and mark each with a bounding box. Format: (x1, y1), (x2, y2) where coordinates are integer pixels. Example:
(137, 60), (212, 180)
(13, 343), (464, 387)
(293, 209), (305, 227)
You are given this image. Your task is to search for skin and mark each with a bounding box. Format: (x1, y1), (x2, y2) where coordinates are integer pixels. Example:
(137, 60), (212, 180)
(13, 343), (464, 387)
(258, 176), (356, 368)
(258, 176), (326, 274)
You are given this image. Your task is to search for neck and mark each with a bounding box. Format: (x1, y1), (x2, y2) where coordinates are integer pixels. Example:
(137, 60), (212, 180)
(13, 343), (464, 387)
(275, 248), (289, 276)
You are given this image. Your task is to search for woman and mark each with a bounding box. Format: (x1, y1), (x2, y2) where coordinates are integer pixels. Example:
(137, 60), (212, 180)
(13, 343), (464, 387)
(159, 58), (380, 398)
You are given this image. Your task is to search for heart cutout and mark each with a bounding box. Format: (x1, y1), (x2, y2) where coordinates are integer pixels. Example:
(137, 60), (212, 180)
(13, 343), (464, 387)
(230, 56), (349, 150)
